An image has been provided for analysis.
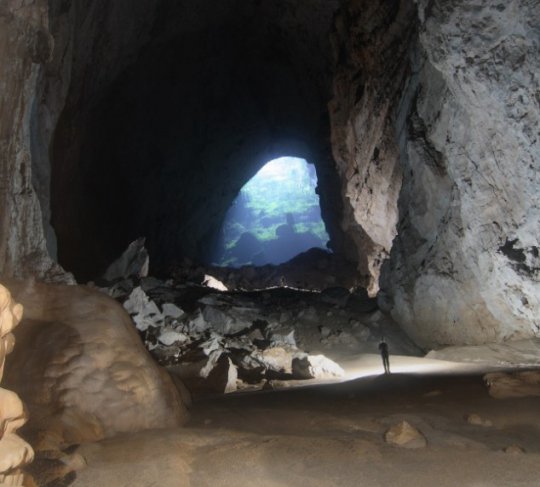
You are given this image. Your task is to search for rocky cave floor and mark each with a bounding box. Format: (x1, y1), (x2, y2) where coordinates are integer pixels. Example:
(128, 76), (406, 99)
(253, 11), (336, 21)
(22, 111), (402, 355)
(31, 369), (540, 487)
(24, 249), (540, 486)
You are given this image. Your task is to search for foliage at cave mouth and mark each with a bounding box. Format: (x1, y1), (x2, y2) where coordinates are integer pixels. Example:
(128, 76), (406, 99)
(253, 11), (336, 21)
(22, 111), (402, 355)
(213, 157), (330, 267)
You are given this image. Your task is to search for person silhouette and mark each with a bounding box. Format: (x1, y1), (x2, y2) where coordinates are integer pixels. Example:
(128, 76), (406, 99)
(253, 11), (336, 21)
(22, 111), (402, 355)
(379, 337), (390, 374)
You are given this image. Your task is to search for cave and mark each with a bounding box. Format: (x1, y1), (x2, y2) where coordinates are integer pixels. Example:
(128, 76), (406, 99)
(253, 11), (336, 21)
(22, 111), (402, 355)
(1, 0), (539, 485)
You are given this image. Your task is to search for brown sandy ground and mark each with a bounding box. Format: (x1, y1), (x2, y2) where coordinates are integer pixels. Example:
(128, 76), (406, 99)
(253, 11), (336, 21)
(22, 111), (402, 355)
(65, 358), (540, 487)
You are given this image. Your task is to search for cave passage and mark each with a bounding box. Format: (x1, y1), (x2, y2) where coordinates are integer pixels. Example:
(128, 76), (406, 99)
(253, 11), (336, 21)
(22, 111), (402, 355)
(212, 157), (330, 267)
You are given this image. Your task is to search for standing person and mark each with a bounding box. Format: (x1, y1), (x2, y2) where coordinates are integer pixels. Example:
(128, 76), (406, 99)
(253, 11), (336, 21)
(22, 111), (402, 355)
(379, 337), (390, 374)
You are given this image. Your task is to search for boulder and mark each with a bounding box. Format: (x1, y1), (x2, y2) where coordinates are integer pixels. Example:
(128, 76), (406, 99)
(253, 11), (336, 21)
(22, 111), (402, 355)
(123, 286), (163, 331)
(158, 329), (189, 346)
(203, 275), (228, 292)
(484, 371), (540, 399)
(464, 413), (492, 427)
(307, 355), (345, 379)
(384, 421), (427, 449)
(504, 444), (526, 455)
(103, 237), (149, 282)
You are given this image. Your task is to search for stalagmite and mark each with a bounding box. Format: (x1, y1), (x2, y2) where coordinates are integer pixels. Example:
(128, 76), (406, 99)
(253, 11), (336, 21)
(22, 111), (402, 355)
(0, 284), (34, 486)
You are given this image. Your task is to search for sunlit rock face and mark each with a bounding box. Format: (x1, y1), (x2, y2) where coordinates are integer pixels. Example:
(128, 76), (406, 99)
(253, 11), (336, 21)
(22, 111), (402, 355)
(331, 0), (540, 346)
(329, 1), (417, 295)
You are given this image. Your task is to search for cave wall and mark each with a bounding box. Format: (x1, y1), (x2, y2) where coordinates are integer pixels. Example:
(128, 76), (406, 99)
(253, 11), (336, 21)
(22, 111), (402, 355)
(1, 0), (345, 282)
(329, 0), (417, 295)
(330, 0), (540, 346)
(0, 0), (68, 282)
(1, 0), (539, 348)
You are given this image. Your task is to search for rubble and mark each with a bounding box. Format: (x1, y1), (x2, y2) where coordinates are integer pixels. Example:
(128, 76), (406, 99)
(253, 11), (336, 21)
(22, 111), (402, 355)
(103, 237), (149, 282)
(96, 262), (420, 395)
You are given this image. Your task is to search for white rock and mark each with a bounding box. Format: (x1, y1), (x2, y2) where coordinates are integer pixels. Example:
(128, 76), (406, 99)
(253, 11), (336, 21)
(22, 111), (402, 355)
(161, 303), (184, 320)
(224, 358), (238, 394)
(202, 305), (237, 334)
(203, 274), (228, 291)
(158, 330), (189, 346)
(504, 444), (526, 455)
(484, 371), (540, 399)
(331, 0), (540, 346)
(258, 348), (293, 373)
(200, 336), (223, 356)
(123, 287), (163, 331)
(200, 350), (223, 378)
(307, 355), (345, 379)
(185, 309), (210, 333)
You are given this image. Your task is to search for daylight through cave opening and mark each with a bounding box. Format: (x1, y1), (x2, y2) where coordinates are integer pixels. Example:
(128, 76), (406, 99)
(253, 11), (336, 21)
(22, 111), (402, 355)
(212, 157), (330, 267)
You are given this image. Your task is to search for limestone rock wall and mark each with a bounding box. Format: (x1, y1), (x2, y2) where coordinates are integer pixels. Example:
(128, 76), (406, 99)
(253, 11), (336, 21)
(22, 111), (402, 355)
(0, 0), (66, 282)
(0, 284), (34, 486)
(329, 0), (418, 295)
(331, 0), (540, 346)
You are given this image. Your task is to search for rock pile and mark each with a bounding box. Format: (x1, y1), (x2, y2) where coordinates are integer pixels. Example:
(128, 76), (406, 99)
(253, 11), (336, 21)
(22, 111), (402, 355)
(116, 281), (348, 393)
(96, 244), (420, 394)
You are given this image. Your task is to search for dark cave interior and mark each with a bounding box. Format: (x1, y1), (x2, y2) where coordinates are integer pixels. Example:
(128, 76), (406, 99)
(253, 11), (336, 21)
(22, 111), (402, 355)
(49, 0), (350, 282)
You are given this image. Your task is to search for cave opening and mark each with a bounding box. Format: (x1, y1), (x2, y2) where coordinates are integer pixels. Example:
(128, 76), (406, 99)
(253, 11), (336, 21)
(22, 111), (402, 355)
(212, 156), (330, 267)
(48, 0), (346, 283)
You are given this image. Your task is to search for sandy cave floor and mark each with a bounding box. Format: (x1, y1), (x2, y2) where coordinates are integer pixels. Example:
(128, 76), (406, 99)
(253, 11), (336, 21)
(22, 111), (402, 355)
(63, 356), (540, 487)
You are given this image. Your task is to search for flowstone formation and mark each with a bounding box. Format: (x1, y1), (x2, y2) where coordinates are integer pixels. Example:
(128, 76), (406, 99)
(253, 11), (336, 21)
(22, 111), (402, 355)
(0, 284), (34, 486)
(330, 0), (540, 346)
(3, 279), (188, 451)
